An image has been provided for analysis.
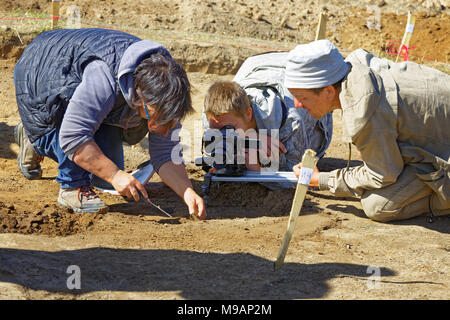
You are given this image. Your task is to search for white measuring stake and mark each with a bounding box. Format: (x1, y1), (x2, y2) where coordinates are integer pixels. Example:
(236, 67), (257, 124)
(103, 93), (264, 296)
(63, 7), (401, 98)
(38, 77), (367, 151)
(315, 12), (327, 41)
(396, 11), (416, 62)
(274, 149), (316, 270)
(52, 0), (61, 29)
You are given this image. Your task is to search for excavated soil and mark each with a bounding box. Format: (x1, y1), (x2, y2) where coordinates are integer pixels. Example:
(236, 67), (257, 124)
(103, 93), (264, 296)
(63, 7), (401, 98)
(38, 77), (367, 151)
(0, 0), (449, 300)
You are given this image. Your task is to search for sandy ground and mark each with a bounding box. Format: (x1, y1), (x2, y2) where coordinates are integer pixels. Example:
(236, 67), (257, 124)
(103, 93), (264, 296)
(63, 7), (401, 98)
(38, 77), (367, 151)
(0, 0), (449, 300)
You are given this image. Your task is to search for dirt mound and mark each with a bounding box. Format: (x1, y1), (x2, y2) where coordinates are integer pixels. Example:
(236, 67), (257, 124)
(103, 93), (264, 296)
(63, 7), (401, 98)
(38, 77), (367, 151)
(204, 182), (296, 217)
(340, 9), (450, 63)
(1, 0), (449, 74)
(0, 201), (102, 236)
(184, 164), (307, 219)
(0, 33), (33, 60)
(166, 42), (259, 75)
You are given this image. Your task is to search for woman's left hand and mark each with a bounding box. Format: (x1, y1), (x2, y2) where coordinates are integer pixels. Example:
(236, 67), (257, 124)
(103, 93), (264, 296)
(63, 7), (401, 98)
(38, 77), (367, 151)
(183, 187), (207, 220)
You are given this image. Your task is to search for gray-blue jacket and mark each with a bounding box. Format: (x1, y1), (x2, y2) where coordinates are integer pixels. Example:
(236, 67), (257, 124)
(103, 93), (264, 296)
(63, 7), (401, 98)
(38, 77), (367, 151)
(14, 28), (181, 172)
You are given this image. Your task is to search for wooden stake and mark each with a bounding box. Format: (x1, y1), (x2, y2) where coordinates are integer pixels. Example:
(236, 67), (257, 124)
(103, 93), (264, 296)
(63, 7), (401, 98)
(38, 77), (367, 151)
(315, 12), (327, 41)
(274, 149), (317, 270)
(51, 0), (61, 29)
(396, 11), (416, 62)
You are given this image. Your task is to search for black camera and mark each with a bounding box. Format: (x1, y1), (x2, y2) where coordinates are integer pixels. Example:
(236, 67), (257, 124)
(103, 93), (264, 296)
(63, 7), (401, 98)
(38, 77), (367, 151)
(198, 125), (259, 176)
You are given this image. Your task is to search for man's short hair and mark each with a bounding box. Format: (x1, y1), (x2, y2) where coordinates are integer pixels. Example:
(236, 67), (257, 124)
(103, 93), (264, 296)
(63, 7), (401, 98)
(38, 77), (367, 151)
(204, 81), (251, 119)
(310, 76), (345, 95)
(133, 51), (193, 125)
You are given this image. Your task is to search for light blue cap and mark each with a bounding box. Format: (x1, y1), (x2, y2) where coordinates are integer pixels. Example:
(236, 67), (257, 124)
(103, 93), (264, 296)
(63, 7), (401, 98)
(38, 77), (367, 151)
(284, 39), (349, 89)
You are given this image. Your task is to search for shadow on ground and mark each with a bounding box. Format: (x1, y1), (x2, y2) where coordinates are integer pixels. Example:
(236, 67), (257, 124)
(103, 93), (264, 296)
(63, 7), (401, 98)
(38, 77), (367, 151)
(317, 157), (363, 172)
(326, 203), (366, 218)
(0, 122), (17, 160)
(391, 215), (450, 234)
(326, 200), (450, 234)
(0, 247), (396, 299)
(108, 181), (325, 219)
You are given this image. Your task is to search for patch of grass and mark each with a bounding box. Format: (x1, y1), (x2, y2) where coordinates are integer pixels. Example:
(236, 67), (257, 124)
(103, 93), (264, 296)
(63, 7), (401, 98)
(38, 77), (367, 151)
(1, 9), (52, 36)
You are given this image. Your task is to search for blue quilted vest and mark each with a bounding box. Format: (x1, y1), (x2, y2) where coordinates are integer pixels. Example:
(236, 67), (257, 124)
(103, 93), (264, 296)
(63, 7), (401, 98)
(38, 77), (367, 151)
(14, 28), (140, 143)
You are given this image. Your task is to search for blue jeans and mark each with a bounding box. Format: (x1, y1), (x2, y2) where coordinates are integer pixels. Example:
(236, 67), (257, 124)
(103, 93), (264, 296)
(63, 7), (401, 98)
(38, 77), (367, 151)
(33, 124), (124, 189)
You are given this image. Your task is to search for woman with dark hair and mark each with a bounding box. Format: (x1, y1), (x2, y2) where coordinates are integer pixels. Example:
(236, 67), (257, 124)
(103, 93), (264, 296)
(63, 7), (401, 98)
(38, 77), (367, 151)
(14, 28), (206, 219)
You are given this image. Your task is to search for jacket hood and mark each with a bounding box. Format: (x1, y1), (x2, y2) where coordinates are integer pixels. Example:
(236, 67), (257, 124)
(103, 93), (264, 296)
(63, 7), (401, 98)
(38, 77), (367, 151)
(117, 40), (171, 106)
(233, 52), (290, 131)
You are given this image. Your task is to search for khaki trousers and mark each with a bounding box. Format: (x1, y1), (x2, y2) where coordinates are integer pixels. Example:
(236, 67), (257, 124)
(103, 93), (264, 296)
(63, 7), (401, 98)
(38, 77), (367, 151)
(361, 165), (450, 222)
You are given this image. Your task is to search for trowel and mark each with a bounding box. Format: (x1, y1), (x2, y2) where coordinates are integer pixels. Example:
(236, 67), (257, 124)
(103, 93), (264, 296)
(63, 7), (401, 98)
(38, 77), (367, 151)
(95, 161), (175, 217)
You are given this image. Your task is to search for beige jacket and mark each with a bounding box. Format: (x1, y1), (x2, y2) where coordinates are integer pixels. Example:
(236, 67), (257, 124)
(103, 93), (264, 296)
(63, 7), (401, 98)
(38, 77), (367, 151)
(319, 49), (450, 201)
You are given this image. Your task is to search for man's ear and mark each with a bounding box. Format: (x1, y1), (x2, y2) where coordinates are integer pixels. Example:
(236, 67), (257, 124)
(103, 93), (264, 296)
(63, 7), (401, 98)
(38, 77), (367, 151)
(325, 85), (337, 101)
(245, 106), (253, 122)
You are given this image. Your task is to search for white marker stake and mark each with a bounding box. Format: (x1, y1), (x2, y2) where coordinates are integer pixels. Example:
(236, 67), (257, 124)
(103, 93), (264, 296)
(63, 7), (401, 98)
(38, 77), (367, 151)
(52, 0), (60, 29)
(315, 12), (327, 41)
(274, 149), (316, 270)
(396, 11), (416, 62)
